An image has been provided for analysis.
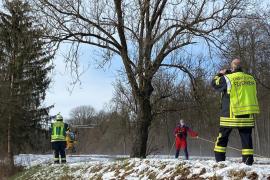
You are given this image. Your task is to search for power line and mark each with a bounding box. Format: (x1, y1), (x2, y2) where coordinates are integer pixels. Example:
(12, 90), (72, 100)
(197, 136), (269, 159)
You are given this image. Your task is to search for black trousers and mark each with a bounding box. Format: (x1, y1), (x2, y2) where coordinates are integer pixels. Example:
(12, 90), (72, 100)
(52, 141), (66, 163)
(214, 127), (254, 165)
(175, 147), (189, 160)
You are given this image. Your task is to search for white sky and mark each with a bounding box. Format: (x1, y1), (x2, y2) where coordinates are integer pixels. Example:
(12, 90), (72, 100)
(44, 46), (121, 119)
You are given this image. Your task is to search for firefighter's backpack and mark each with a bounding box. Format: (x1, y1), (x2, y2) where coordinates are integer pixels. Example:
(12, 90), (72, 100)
(69, 132), (75, 141)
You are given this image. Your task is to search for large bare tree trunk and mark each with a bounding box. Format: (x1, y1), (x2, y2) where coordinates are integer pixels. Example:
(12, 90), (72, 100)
(131, 89), (153, 158)
(130, 100), (152, 158)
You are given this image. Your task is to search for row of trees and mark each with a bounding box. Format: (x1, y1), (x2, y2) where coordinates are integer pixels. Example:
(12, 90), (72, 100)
(0, 0), (53, 172)
(69, 48), (270, 157)
(221, 14), (270, 155)
(32, 0), (256, 158)
(0, 1), (269, 177)
(66, 9), (270, 157)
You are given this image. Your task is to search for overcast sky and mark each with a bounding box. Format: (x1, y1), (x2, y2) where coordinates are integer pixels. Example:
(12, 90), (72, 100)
(44, 46), (121, 119)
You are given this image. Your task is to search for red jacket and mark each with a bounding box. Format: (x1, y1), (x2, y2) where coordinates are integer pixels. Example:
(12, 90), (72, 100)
(174, 125), (198, 149)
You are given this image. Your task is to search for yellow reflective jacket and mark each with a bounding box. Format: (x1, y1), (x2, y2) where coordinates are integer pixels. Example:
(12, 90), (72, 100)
(215, 71), (260, 127)
(225, 72), (260, 116)
(51, 121), (68, 142)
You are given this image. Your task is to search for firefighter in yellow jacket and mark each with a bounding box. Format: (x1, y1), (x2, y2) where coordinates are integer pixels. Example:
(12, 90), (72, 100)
(51, 113), (68, 164)
(212, 58), (259, 165)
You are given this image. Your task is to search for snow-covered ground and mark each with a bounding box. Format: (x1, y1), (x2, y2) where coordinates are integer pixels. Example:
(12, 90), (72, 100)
(14, 154), (270, 179)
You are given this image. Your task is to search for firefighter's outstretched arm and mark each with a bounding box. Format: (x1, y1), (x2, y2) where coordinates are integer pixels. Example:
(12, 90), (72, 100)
(211, 72), (227, 92)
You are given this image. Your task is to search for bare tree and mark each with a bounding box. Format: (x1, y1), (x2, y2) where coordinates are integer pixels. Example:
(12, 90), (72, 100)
(69, 105), (96, 125)
(33, 0), (247, 158)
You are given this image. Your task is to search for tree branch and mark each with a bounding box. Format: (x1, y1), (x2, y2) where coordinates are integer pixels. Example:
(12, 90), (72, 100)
(42, 0), (121, 49)
(160, 63), (196, 92)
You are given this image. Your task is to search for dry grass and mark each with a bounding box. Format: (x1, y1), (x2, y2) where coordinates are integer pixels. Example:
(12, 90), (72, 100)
(159, 163), (167, 170)
(208, 174), (223, 180)
(89, 164), (102, 173)
(169, 164), (190, 179)
(59, 175), (75, 180)
(146, 171), (157, 179)
(246, 172), (259, 180)
(228, 169), (246, 180)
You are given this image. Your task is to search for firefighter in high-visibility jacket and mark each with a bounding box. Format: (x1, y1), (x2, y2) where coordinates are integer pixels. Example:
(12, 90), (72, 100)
(212, 58), (259, 165)
(51, 113), (68, 164)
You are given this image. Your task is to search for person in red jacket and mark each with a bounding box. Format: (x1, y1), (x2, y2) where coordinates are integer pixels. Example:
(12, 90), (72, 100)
(174, 119), (198, 160)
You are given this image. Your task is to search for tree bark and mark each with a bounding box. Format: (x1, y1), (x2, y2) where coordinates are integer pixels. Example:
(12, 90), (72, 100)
(130, 98), (152, 158)
(130, 82), (153, 158)
(7, 73), (14, 171)
(165, 117), (171, 154)
(7, 115), (14, 171)
(254, 121), (261, 154)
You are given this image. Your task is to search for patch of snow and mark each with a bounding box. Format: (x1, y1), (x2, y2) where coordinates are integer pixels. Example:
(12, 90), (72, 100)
(14, 154), (270, 179)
